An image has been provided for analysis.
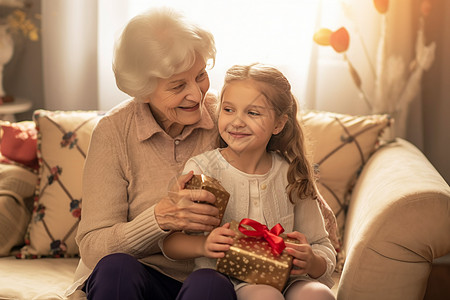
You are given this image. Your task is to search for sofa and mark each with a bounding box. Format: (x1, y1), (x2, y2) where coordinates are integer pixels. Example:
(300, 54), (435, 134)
(0, 109), (449, 300)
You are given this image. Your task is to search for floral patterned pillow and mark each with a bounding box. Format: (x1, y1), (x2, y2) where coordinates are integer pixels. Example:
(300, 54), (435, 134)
(18, 110), (104, 258)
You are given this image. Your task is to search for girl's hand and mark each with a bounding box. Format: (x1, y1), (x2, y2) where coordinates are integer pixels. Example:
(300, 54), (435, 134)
(203, 223), (235, 258)
(155, 171), (221, 232)
(285, 231), (327, 279)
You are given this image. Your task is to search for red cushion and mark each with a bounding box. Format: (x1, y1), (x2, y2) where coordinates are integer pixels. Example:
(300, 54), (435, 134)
(0, 121), (38, 169)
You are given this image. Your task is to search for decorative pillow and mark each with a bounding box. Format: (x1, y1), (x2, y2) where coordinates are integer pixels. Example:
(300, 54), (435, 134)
(299, 111), (391, 244)
(0, 121), (38, 170)
(19, 110), (104, 258)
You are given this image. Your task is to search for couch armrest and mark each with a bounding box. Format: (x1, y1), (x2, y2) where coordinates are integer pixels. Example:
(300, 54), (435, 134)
(338, 138), (450, 300)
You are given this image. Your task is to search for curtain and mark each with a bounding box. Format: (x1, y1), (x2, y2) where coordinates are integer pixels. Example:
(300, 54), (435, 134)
(41, 0), (99, 110)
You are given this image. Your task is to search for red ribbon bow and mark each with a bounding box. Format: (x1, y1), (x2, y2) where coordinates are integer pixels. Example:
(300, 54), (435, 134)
(238, 218), (286, 256)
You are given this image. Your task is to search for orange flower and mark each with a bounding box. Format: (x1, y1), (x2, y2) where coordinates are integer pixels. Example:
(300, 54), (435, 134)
(421, 0), (431, 17)
(330, 27), (350, 53)
(313, 27), (350, 53)
(373, 0), (389, 14)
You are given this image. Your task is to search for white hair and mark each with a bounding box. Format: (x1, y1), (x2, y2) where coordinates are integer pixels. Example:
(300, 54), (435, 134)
(113, 7), (216, 101)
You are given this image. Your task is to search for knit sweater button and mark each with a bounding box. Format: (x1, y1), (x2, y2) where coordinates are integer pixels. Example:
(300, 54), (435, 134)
(174, 139), (180, 145)
(261, 184), (267, 190)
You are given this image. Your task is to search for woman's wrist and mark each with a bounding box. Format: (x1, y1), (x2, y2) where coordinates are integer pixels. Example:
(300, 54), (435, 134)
(154, 197), (175, 231)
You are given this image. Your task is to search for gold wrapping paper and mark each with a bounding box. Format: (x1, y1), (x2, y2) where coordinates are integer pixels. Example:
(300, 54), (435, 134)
(185, 174), (230, 223)
(216, 220), (298, 291)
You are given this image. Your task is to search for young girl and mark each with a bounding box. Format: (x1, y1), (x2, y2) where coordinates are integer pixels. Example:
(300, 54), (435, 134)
(163, 63), (336, 300)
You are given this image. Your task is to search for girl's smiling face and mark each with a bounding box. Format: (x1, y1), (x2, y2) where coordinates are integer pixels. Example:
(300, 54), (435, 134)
(146, 53), (210, 135)
(219, 79), (283, 155)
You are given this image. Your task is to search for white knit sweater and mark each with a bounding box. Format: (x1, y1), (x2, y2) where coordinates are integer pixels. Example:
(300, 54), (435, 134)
(181, 149), (337, 288)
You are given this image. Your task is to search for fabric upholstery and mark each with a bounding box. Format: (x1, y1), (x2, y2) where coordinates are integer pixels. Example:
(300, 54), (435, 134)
(15, 110), (389, 259)
(0, 163), (37, 256)
(0, 104), (447, 300)
(0, 256), (79, 299)
(338, 139), (450, 300)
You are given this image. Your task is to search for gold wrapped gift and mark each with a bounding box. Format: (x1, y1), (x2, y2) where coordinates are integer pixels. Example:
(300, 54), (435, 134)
(185, 174), (230, 223)
(216, 219), (298, 291)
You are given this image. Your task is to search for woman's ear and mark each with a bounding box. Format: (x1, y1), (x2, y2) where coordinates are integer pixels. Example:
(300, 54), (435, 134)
(273, 114), (288, 135)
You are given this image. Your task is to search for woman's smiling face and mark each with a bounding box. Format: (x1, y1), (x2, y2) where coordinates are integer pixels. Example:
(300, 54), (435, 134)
(146, 53), (210, 133)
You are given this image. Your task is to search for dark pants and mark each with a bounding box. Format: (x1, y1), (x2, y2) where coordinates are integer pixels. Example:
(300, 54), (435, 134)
(83, 253), (236, 300)
(176, 269), (237, 300)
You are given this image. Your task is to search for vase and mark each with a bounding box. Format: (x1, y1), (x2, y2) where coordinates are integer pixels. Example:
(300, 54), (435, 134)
(0, 24), (14, 99)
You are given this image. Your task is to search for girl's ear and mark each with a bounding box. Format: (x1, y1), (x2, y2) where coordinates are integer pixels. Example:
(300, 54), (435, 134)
(273, 114), (288, 135)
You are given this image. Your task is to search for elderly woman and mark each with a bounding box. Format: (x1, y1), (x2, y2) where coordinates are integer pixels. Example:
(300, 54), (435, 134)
(68, 7), (236, 300)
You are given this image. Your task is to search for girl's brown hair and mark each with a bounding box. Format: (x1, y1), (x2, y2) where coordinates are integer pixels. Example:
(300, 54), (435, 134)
(220, 63), (316, 203)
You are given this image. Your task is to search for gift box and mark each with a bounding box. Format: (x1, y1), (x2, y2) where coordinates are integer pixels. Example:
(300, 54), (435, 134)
(185, 174), (230, 223)
(216, 219), (298, 291)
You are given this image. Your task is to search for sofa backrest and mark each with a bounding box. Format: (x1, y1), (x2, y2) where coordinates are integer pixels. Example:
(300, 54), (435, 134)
(1, 109), (390, 258)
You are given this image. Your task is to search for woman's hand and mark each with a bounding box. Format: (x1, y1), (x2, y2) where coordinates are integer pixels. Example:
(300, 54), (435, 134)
(155, 171), (221, 232)
(285, 231), (327, 279)
(203, 223), (235, 258)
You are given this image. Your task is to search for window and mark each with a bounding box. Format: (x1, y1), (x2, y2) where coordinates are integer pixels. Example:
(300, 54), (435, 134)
(98, 0), (321, 110)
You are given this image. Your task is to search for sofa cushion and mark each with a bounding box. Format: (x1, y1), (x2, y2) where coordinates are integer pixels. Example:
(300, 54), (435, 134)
(300, 111), (391, 246)
(19, 110), (103, 258)
(14, 109), (388, 260)
(0, 256), (80, 299)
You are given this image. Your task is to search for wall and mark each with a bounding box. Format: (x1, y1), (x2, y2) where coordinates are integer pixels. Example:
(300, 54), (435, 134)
(422, 0), (450, 184)
(4, 0), (43, 120)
